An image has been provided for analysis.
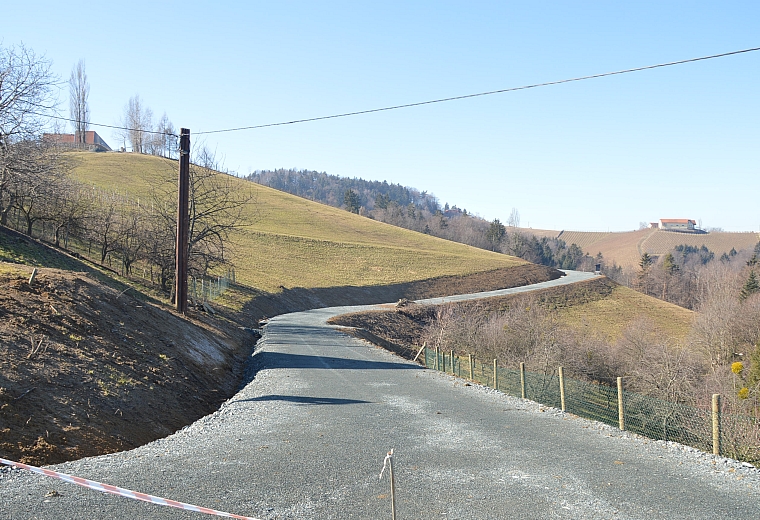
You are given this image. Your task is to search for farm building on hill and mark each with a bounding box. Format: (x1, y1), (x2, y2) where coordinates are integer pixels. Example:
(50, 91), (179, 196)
(656, 219), (697, 231)
(43, 131), (112, 152)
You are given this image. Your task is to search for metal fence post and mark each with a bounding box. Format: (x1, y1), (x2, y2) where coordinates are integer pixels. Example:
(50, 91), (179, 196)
(712, 394), (721, 456)
(617, 377), (625, 431)
(559, 366), (566, 412)
(520, 362), (526, 399)
(468, 354), (474, 380)
(435, 346), (440, 371)
(493, 359), (498, 391)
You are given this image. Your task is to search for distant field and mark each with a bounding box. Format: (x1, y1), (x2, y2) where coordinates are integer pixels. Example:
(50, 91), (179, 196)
(524, 226), (759, 269)
(68, 152), (526, 293)
(640, 231), (759, 258)
(557, 231), (615, 252)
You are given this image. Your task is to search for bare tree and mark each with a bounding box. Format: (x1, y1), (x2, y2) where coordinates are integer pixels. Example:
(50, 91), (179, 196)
(4, 139), (65, 235)
(45, 176), (92, 248)
(0, 43), (56, 225)
(149, 146), (257, 290)
(119, 95), (152, 153)
(507, 207), (520, 228)
(69, 59), (89, 144)
(86, 194), (121, 264)
(150, 112), (177, 158)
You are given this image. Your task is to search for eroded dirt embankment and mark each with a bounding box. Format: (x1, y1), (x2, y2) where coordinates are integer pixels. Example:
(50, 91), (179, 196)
(0, 266), (255, 466)
(0, 261), (560, 466)
(328, 275), (617, 360)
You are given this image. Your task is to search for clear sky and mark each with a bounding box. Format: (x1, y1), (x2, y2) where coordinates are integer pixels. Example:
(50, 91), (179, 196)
(4, 1), (759, 232)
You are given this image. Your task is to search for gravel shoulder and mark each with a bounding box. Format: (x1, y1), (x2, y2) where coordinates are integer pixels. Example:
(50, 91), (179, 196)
(2, 272), (759, 519)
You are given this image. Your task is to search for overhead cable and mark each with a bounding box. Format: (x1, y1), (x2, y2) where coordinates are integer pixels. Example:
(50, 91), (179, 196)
(32, 46), (760, 138)
(195, 46), (760, 135)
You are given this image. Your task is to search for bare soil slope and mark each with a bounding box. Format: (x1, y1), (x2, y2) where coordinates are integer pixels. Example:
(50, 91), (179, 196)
(0, 263), (254, 466)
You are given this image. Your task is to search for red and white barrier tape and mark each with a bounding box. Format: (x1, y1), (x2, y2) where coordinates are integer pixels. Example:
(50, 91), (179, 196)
(0, 457), (259, 519)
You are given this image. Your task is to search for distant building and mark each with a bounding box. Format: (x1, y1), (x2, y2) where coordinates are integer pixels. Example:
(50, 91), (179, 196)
(42, 131), (112, 152)
(658, 219), (697, 231)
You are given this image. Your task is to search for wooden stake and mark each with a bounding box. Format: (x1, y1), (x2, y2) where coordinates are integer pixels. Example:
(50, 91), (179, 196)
(617, 377), (625, 431)
(493, 359), (498, 390)
(388, 452), (397, 520)
(712, 393), (721, 456)
(412, 342), (426, 363)
(558, 366), (566, 412)
(520, 362), (526, 399)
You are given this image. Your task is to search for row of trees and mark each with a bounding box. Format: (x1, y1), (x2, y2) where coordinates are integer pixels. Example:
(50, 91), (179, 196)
(247, 169), (440, 215)
(117, 95), (177, 158)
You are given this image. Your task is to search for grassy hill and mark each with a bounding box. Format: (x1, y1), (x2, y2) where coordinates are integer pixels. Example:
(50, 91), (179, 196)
(68, 152), (529, 295)
(522, 227), (759, 269)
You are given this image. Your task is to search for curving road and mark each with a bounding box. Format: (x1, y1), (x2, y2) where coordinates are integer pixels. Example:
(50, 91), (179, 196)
(2, 270), (759, 519)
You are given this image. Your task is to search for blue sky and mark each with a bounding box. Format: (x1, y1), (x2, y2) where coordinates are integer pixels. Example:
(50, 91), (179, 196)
(4, 1), (759, 231)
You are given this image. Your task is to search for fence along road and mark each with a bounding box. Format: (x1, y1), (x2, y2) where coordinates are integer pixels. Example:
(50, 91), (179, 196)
(2, 271), (759, 519)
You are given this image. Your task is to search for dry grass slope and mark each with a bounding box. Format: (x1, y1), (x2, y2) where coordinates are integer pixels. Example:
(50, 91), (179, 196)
(557, 283), (694, 342)
(68, 152), (527, 294)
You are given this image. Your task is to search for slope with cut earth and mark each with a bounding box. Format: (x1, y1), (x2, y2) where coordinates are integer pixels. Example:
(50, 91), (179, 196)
(0, 250), (253, 466)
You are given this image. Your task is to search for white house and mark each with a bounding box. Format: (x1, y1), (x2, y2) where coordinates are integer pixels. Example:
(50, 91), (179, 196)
(658, 219), (697, 231)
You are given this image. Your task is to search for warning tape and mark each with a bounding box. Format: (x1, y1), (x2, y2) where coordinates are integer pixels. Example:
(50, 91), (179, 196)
(0, 457), (259, 519)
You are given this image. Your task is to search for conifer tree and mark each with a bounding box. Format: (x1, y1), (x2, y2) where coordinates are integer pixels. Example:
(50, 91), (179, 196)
(740, 271), (759, 301)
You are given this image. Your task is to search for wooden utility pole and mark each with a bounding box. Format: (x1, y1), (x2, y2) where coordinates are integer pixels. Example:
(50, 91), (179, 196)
(175, 128), (190, 314)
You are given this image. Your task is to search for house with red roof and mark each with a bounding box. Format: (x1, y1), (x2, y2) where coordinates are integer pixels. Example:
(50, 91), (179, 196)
(658, 219), (697, 231)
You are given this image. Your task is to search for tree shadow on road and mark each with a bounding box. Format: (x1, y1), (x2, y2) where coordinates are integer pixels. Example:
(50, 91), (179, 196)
(231, 395), (371, 406)
(242, 351), (421, 386)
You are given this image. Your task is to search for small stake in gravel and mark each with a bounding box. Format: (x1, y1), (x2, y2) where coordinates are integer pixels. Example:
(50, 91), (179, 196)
(28, 268), (37, 286)
(379, 449), (397, 520)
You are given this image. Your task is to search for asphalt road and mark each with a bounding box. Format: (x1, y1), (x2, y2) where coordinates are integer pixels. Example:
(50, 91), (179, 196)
(2, 270), (759, 519)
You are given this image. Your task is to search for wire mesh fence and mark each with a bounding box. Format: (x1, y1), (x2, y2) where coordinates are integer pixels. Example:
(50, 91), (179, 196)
(190, 269), (235, 303)
(423, 347), (760, 465)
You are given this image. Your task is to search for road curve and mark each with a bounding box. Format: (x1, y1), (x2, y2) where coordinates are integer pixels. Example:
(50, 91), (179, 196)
(1, 270), (759, 519)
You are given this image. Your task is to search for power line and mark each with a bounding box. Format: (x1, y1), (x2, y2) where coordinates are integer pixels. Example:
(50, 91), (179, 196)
(32, 46), (760, 138)
(35, 113), (179, 137)
(195, 46), (760, 135)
